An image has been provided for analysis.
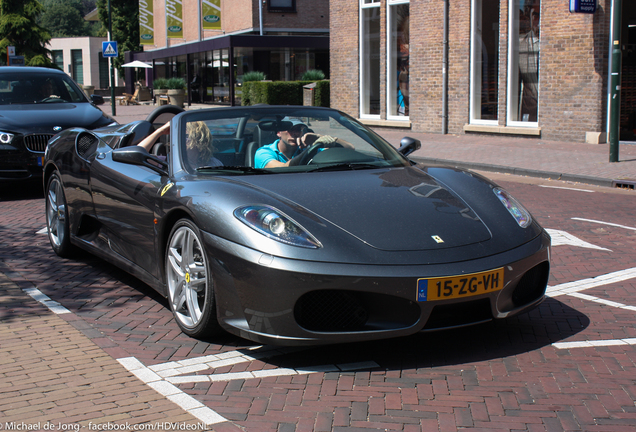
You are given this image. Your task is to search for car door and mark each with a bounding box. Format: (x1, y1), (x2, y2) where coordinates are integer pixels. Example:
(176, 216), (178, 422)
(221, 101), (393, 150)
(89, 146), (164, 280)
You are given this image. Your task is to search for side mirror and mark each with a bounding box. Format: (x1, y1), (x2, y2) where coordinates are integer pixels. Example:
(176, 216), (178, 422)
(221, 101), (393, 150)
(112, 146), (168, 176)
(90, 94), (105, 105)
(397, 137), (422, 157)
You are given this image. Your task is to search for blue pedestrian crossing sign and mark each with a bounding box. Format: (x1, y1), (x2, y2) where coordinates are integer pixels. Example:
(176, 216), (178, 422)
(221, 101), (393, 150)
(102, 41), (118, 58)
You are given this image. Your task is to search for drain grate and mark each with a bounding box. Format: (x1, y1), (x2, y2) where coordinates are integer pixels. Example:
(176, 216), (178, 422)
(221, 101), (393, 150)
(612, 180), (636, 190)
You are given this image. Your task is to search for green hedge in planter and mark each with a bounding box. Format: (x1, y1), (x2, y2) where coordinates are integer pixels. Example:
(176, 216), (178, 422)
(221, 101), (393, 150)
(241, 80), (330, 107)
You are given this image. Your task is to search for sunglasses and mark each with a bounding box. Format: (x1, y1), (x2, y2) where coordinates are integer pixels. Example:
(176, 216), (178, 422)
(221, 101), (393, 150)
(287, 124), (308, 137)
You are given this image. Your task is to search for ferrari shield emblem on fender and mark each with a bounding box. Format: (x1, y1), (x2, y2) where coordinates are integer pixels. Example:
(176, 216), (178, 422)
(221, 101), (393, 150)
(432, 235), (444, 244)
(161, 183), (174, 196)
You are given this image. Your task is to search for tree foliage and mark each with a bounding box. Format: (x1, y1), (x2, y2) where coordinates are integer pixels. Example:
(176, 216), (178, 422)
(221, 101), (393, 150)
(38, 0), (101, 37)
(0, 0), (55, 67)
(96, 0), (140, 70)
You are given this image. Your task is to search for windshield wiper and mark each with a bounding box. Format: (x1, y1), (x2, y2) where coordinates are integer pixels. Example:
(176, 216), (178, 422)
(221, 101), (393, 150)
(196, 165), (272, 174)
(307, 163), (382, 172)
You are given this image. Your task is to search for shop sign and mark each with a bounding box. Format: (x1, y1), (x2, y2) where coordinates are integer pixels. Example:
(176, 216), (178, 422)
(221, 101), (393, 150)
(569, 0), (596, 14)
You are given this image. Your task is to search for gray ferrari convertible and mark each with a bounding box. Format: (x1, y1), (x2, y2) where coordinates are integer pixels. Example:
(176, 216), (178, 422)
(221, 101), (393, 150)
(44, 105), (550, 345)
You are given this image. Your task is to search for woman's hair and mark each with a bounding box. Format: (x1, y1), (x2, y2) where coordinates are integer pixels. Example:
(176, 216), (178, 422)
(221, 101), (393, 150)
(186, 121), (215, 164)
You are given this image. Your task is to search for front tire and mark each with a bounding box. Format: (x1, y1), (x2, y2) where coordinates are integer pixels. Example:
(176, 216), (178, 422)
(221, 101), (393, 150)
(165, 219), (220, 338)
(46, 172), (75, 257)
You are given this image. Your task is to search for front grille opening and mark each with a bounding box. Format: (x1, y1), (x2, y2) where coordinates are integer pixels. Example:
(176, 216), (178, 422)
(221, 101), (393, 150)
(294, 290), (420, 333)
(511, 261), (549, 307)
(24, 134), (54, 152)
(423, 298), (492, 330)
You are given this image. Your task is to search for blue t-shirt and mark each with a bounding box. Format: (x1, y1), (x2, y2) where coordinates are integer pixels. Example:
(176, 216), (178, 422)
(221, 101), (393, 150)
(254, 140), (300, 169)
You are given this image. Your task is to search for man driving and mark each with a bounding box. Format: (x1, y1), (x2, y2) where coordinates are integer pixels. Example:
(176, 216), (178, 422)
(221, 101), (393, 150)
(254, 118), (350, 169)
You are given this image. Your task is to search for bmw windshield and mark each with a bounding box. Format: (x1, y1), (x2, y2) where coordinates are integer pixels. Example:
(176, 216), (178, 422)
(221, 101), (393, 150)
(0, 72), (89, 105)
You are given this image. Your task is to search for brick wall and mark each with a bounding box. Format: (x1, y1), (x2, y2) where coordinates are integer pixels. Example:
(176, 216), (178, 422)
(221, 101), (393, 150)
(330, 0), (612, 143)
(330, 0), (360, 117)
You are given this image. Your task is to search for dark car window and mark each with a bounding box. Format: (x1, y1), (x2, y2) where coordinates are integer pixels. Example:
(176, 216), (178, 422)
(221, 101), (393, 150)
(0, 72), (88, 105)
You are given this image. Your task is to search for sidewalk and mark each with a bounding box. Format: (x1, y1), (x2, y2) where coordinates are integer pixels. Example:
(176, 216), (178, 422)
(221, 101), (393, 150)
(101, 103), (636, 188)
(0, 262), (207, 429)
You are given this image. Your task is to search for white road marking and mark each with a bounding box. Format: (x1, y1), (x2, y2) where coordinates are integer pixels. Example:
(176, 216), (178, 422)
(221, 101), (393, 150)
(553, 338), (636, 350)
(22, 287), (71, 314)
(545, 228), (611, 251)
(538, 185), (595, 192)
(548, 267), (636, 350)
(571, 217), (636, 231)
(546, 267), (636, 297)
(118, 348), (379, 427)
(36, 227), (48, 235)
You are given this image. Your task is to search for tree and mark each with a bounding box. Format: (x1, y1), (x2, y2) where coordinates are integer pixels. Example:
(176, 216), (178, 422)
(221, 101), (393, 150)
(37, 0), (101, 38)
(0, 0), (55, 67)
(38, 0), (88, 37)
(96, 0), (141, 71)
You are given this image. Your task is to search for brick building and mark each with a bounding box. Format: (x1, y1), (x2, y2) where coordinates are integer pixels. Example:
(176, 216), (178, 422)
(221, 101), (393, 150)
(330, 0), (636, 144)
(127, 0), (329, 105)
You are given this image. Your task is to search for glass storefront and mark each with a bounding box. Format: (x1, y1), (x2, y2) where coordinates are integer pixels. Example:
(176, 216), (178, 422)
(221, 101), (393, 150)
(151, 44), (327, 106)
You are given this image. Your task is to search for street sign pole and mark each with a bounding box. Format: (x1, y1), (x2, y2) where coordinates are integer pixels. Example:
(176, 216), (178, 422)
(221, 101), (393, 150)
(108, 0), (116, 117)
(609, 0), (622, 163)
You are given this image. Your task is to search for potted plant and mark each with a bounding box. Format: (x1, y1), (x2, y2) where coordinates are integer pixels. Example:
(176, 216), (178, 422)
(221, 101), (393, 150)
(166, 77), (187, 108)
(152, 78), (169, 104)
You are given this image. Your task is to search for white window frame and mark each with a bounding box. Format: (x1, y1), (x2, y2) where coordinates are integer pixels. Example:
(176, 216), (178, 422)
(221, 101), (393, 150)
(386, 0), (410, 121)
(359, 0), (381, 119)
(506, 0), (540, 128)
(469, 0), (499, 125)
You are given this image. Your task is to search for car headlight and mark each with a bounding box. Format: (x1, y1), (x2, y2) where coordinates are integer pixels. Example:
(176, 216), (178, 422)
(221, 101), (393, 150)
(234, 205), (322, 249)
(0, 132), (14, 144)
(493, 187), (532, 228)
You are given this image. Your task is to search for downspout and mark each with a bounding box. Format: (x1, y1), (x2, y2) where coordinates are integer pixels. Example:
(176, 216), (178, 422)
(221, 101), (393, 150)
(442, 0), (449, 134)
(259, 0), (264, 36)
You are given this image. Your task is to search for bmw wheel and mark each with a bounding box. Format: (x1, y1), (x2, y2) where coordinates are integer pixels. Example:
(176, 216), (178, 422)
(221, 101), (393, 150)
(166, 219), (220, 338)
(46, 172), (74, 257)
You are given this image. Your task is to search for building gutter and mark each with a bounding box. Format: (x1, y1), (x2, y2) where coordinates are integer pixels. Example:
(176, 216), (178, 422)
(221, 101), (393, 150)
(442, 0), (449, 134)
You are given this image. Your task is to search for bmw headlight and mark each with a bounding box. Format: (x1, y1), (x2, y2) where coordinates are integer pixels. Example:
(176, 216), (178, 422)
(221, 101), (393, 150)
(0, 131), (14, 144)
(493, 188), (532, 228)
(235, 205), (322, 248)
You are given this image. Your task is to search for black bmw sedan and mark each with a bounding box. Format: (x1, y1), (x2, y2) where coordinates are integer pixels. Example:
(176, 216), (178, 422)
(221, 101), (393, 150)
(0, 66), (116, 181)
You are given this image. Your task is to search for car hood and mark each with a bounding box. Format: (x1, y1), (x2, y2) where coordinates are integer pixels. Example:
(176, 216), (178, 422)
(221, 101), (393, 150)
(234, 166), (492, 251)
(0, 103), (111, 134)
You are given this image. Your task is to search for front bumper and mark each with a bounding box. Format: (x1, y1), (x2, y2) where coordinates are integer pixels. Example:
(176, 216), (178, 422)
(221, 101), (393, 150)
(203, 230), (551, 346)
(0, 150), (45, 180)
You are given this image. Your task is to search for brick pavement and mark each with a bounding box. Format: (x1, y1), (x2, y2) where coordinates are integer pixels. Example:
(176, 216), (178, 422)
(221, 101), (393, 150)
(1, 104), (635, 431)
(0, 264), (206, 430)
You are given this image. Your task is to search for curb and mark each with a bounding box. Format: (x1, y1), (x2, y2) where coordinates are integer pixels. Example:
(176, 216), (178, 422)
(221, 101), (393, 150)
(410, 156), (616, 188)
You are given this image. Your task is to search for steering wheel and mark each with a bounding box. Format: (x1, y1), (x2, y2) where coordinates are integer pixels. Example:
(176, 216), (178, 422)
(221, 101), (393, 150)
(297, 140), (343, 165)
(39, 97), (65, 103)
(145, 104), (184, 123)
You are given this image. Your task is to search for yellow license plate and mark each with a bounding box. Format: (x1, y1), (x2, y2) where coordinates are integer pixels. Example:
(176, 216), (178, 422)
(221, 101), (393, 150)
(417, 268), (504, 302)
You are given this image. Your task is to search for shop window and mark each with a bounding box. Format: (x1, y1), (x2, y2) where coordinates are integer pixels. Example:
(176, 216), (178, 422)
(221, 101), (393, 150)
(387, 1), (409, 119)
(53, 50), (64, 71)
(268, 0), (296, 13)
(71, 49), (83, 85)
(508, 0), (540, 125)
(470, 0), (500, 123)
(360, 0), (381, 117)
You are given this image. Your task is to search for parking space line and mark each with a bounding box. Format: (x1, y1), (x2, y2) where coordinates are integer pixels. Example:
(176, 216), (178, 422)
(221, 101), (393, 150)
(553, 338), (636, 350)
(571, 217), (636, 231)
(23, 286), (71, 314)
(545, 228), (611, 251)
(546, 267), (636, 297)
(119, 351), (379, 425)
(117, 357), (228, 427)
(568, 292), (636, 311)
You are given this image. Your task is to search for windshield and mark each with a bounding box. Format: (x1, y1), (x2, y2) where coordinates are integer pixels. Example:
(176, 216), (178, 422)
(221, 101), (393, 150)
(178, 107), (409, 174)
(0, 72), (88, 105)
